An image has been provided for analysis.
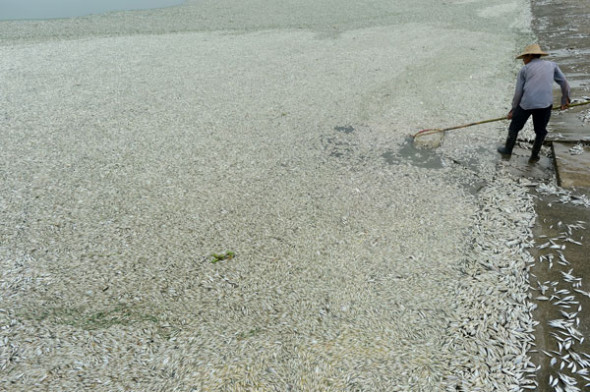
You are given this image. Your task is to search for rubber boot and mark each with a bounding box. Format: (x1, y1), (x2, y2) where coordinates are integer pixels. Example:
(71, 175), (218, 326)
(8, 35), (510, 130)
(497, 131), (517, 155)
(529, 136), (545, 163)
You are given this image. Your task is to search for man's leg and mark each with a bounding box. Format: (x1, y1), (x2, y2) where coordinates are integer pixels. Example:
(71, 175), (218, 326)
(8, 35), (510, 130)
(498, 106), (530, 155)
(529, 105), (552, 162)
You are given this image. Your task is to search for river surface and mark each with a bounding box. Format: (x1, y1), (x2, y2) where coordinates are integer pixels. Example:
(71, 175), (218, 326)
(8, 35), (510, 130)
(0, 0), (184, 20)
(0, 1), (559, 390)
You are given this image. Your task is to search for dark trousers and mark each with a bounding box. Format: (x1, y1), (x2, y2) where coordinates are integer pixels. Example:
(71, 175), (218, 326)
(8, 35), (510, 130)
(508, 105), (552, 140)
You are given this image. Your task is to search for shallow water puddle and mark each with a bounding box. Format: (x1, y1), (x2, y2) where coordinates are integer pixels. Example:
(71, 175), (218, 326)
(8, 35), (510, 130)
(334, 125), (355, 134)
(0, 0), (185, 20)
(382, 137), (444, 169)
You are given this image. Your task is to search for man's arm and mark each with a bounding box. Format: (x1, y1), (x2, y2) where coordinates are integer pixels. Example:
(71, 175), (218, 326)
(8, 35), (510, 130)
(509, 68), (526, 118)
(554, 64), (570, 109)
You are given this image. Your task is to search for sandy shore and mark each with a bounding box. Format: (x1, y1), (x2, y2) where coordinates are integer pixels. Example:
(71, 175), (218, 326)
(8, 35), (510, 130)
(1, 0), (543, 390)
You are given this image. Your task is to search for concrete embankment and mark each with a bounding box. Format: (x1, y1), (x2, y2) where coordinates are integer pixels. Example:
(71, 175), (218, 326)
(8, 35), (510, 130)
(525, 0), (590, 390)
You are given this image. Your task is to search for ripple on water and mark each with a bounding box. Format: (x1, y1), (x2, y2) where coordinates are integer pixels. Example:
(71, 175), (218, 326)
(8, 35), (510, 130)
(382, 137), (444, 169)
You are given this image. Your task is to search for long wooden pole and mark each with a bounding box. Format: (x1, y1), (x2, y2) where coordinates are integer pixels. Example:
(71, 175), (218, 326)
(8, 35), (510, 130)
(413, 100), (590, 139)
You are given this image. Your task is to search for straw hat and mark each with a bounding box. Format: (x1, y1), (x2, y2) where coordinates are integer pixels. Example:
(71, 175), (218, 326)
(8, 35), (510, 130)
(516, 43), (548, 59)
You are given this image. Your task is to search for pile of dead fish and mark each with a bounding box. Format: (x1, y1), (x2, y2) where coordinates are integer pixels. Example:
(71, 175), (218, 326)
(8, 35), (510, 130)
(568, 144), (584, 156)
(537, 184), (590, 209)
(443, 176), (539, 390)
(576, 98), (590, 124)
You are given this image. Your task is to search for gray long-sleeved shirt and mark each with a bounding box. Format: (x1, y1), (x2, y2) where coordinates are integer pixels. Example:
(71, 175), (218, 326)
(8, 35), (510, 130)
(511, 58), (570, 110)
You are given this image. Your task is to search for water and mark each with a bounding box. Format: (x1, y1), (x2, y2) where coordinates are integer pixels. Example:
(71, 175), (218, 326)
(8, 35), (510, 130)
(0, 0), (553, 390)
(0, 0), (185, 21)
(383, 137), (444, 169)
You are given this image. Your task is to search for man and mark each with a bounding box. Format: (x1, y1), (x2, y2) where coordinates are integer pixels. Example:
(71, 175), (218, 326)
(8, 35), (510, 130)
(498, 43), (570, 163)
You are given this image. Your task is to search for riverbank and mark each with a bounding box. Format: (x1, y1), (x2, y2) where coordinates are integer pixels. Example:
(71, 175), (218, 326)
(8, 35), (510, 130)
(533, 0), (590, 189)
(526, 0), (590, 390)
(0, 0), (549, 390)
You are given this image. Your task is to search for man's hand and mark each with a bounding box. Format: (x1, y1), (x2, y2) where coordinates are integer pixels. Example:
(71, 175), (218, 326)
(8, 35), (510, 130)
(507, 109), (514, 119)
(561, 98), (571, 110)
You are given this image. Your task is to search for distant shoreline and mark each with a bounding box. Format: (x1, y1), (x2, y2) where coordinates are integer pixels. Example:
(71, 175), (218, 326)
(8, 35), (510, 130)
(0, 0), (185, 22)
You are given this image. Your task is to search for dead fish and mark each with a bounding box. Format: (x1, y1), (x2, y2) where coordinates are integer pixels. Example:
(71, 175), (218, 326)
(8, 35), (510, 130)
(558, 372), (577, 386)
(538, 255), (547, 263)
(573, 289), (590, 298)
(564, 238), (583, 246)
(554, 296), (576, 305)
(505, 239), (520, 247)
(538, 241), (551, 249)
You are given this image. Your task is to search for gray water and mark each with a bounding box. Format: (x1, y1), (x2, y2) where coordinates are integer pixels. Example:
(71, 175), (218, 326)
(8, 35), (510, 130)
(0, 0), (185, 20)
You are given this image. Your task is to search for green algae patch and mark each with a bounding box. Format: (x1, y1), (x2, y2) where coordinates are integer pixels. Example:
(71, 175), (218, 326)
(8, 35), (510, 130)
(22, 304), (159, 330)
(210, 251), (235, 264)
